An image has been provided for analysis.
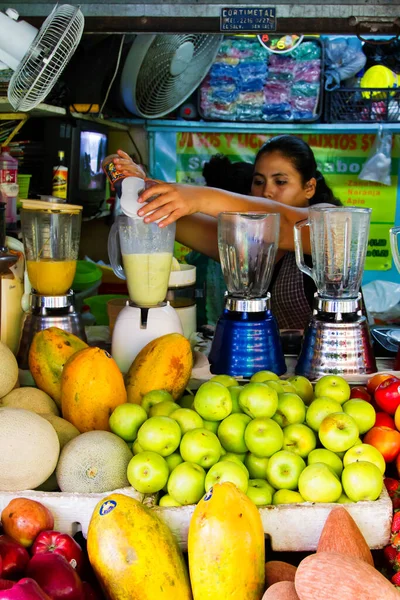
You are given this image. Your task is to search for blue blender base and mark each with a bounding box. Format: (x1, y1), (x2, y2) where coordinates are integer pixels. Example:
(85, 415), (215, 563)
(209, 309), (286, 378)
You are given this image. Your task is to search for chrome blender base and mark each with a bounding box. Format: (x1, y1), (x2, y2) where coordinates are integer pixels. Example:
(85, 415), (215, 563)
(17, 291), (87, 370)
(209, 296), (286, 378)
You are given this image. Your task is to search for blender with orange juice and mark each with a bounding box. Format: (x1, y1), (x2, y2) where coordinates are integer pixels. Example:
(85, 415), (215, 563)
(17, 200), (86, 368)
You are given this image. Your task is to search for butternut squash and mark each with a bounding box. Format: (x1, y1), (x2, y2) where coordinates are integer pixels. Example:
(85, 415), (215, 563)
(188, 482), (265, 600)
(317, 506), (374, 566)
(262, 582), (299, 600)
(265, 561), (297, 587)
(87, 493), (192, 600)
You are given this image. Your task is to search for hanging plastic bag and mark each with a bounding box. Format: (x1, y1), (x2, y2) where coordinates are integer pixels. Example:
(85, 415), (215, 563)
(323, 37), (367, 91)
(358, 126), (392, 186)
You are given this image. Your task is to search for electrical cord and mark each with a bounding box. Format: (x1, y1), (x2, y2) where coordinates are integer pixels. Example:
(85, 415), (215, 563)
(99, 34), (126, 118)
(126, 129), (144, 168)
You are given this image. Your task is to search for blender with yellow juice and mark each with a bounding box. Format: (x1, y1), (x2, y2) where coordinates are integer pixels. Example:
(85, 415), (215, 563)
(17, 200), (86, 369)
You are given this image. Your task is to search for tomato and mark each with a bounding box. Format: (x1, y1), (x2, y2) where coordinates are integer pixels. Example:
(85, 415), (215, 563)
(375, 378), (400, 415)
(367, 373), (397, 396)
(364, 426), (400, 463)
(375, 412), (396, 429)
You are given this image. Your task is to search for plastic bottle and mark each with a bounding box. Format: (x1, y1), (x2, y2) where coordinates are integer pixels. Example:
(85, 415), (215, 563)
(52, 150), (68, 199)
(0, 146), (18, 228)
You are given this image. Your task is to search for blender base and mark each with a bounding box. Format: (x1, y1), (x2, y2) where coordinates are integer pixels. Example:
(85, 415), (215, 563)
(209, 308), (286, 378)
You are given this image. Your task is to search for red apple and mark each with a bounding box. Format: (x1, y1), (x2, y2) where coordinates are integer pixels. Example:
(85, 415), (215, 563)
(81, 582), (104, 600)
(1, 499), (54, 548)
(26, 553), (84, 600)
(0, 579), (14, 591)
(32, 532), (84, 575)
(0, 578), (52, 600)
(375, 378), (400, 415)
(364, 426), (400, 462)
(367, 373), (397, 395)
(0, 535), (30, 580)
(350, 386), (372, 402)
(375, 412), (396, 429)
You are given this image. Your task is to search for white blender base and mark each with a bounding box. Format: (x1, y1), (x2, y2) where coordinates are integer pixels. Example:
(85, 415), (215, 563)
(111, 302), (183, 374)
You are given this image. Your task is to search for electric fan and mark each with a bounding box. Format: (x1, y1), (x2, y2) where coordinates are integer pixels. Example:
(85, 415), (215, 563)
(0, 4), (84, 112)
(120, 34), (223, 119)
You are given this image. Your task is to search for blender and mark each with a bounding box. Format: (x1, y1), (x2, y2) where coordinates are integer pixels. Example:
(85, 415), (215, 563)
(17, 200), (86, 368)
(389, 226), (400, 370)
(108, 215), (183, 374)
(208, 212), (286, 378)
(294, 206), (377, 379)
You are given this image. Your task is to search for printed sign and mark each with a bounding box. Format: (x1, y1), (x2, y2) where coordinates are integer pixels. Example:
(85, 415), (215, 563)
(220, 6), (276, 32)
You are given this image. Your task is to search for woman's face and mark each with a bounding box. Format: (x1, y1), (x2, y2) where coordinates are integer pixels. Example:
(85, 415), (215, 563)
(251, 150), (316, 208)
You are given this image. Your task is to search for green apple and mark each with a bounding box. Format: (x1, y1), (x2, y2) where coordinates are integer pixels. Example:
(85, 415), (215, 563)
(167, 461), (206, 505)
(272, 393), (306, 428)
(149, 401), (181, 417)
(342, 399), (376, 435)
(219, 454), (249, 476)
(314, 375), (351, 405)
(205, 460), (249, 493)
(137, 416), (181, 457)
(244, 418), (284, 458)
(341, 461), (383, 502)
(307, 448), (343, 477)
(280, 382), (297, 394)
(272, 489), (305, 505)
(343, 443), (386, 475)
(179, 394), (195, 409)
(141, 389), (174, 414)
(132, 440), (143, 455)
(298, 463), (342, 503)
(180, 428), (222, 468)
(193, 381), (232, 421)
(210, 374), (239, 388)
(239, 382), (278, 418)
(127, 451), (169, 493)
(287, 375), (314, 405)
(165, 452), (183, 473)
(217, 413), (251, 453)
(159, 494), (182, 507)
(264, 380), (286, 395)
(250, 370), (279, 383)
(282, 423), (317, 458)
(169, 408), (204, 434)
(220, 451), (246, 463)
(229, 386), (244, 413)
(245, 453), (269, 479)
(319, 412), (359, 453)
(266, 450), (306, 490)
(246, 479), (273, 506)
(306, 397), (342, 431)
(336, 493), (352, 504)
(203, 419), (219, 434)
(109, 403), (147, 442)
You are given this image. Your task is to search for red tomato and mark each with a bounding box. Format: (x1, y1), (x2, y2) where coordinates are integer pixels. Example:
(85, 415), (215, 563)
(375, 377), (400, 415)
(350, 386), (372, 402)
(364, 426), (400, 462)
(375, 412), (396, 429)
(367, 373), (397, 395)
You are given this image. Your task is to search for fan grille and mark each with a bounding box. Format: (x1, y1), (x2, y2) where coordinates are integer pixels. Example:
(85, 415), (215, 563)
(134, 34), (223, 118)
(8, 4), (84, 111)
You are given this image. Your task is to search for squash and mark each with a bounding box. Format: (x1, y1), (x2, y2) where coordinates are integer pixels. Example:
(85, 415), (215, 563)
(265, 561), (297, 587)
(262, 582), (300, 600)
(317, 507), (374, 566)
(188, 482), (265, 600)
(125, 333), (193, 405)
(29, 327), (88, 408)
(87, 493), (192, 600)
(61, 347), (127, 432)
(295, 552), (399, 600)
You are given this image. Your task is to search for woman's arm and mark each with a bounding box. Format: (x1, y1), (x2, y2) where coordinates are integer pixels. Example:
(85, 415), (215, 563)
(176, 214), (219, 261)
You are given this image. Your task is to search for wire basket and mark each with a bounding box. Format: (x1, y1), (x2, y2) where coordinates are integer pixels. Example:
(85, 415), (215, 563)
(325, 87), (400, 123)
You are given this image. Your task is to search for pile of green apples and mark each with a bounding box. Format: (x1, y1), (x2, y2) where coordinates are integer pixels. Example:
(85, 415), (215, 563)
(108, 372), (385, 508)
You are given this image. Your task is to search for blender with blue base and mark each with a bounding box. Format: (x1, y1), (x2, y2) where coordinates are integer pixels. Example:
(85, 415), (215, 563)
(208, 212), (286, 378)
(389, 226), (400, 370)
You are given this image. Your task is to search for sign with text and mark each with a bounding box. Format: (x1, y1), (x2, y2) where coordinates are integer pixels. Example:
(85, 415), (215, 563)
(176, 132), (400, 271)
(220, 6), (276, 32)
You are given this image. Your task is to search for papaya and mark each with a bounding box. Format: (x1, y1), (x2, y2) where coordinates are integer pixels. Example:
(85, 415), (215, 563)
(87, 493), (192, 600)
(125, 333), (193, 405)
(188, 482), (265, 600)
(61, 347), (127, 432)
(29, 327), (88, 408)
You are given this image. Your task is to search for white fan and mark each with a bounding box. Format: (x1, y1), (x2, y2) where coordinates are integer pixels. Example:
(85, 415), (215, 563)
(0, 4), (84, 112)
(120, 34), (223, 119)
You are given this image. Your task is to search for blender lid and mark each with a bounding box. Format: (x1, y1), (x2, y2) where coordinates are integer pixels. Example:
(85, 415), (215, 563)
(21, 200), (83, 213)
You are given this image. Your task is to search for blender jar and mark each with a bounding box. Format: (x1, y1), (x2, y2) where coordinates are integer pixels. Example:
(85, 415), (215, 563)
(20, 200), (82, 296)
(108, 216), (176, 307)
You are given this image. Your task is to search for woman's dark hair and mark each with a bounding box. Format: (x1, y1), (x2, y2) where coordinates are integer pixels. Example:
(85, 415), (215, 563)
(202, 154), (254, 195)
(255, 135), (341, 206)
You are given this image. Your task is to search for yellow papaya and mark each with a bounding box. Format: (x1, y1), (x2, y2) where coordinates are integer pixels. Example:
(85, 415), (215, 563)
(61, 347), (127, 432)
(28, 327), (88, 408)
(87, 493), (192, 600)
(188, 482), (265, 600)
(125, 333), (193, 405)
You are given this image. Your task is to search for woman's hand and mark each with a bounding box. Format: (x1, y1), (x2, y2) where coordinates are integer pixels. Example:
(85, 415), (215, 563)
(138, 182), (204, 227)
(113, 149), (146, 179)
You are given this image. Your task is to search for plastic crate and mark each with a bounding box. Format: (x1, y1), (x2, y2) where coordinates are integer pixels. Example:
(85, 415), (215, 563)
(325, 87), (400, 123)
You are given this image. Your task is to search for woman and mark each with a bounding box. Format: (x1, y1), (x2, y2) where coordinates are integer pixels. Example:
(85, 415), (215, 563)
(114, 135), (340, 329)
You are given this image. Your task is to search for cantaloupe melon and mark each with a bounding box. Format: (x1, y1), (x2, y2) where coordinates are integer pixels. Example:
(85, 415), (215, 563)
(0, 407), (60, 491)
(1, 387), (59, 416)
(56, 431), (132, 493)
(0, 342), (19, 398)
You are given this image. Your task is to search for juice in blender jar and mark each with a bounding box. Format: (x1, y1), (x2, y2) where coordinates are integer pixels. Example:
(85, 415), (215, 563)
(122, 252), (172, 306)
(26, 259), (77, 296)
